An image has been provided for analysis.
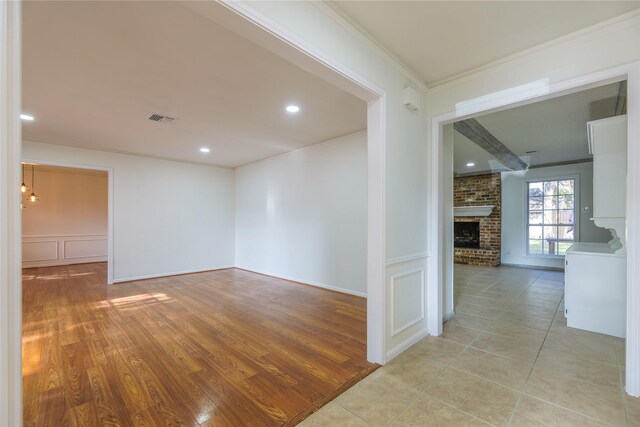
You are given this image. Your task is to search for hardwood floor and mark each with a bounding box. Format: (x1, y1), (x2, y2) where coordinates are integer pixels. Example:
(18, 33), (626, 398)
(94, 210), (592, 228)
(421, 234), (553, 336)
(22, 263), (375, 426)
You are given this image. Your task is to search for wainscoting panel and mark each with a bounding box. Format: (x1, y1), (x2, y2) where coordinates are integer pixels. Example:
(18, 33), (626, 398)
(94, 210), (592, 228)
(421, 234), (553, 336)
(22, 235), (107, 268)
(22, 240), (58, 263)
(385, 254), (429, 361)
(391, 269), (424, 335)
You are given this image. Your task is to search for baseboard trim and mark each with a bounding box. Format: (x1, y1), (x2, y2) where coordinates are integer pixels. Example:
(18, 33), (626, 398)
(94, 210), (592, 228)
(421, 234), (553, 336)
(22, 256), (107, 269)
(235, 267), (367, 298)
(112, 265), (235, 284)
(385, 328), (429, 362)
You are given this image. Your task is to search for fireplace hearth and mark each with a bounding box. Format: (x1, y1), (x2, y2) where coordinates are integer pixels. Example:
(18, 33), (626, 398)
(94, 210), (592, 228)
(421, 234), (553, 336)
(454, 221), (480, 249)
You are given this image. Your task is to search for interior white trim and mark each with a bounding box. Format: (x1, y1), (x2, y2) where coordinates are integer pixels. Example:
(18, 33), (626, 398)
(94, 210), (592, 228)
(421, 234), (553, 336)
(390, 268), (425, 336)
(22, 158), (115, 285)
(23, 233), (108, 238)
(428, 63), (640, 397)
(385, 252), (429, 266)
(22, 234), (108, 267)
(22, 240), (58, 262)
(235, 267), (367, 298)
(0, 1), (23, 424)
(626, 63), (640, 397)
(216, 1), (385, 100)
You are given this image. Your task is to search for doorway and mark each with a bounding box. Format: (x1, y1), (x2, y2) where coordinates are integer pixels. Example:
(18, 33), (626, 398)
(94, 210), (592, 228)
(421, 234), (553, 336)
(428, 65), (640, 396)
(21, 163), (109, 273)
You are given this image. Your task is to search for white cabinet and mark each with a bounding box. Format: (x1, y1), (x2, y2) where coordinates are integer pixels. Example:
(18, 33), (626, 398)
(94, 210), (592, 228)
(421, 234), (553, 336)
(565, 243), (626, 338)
(563, 115), (628, 338)
(587, 115), (627, 252)
(588, 115), (627, 218)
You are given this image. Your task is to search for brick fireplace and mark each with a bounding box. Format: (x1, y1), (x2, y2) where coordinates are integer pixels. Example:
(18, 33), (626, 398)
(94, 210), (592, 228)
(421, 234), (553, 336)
(454, 173), (501, 267)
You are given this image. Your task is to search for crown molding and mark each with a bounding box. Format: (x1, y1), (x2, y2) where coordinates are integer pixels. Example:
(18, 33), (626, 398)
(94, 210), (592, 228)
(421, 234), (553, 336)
(317, 2), (428, 92)
(429, 9), (640, 91)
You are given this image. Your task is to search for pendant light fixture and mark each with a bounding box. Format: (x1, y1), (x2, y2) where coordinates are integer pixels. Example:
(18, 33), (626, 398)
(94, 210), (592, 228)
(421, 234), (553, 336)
(29, 164), (38, 203)
(20, 163), (28, 193)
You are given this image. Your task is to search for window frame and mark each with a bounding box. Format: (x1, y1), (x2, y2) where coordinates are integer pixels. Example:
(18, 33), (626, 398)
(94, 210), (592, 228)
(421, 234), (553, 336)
(525, 175), (580, 258)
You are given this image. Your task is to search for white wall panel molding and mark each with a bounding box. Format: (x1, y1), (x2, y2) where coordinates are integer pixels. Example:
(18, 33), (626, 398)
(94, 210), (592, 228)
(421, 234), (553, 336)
(390, 268), (425, 336)
(22, 240), (58, 263)
(386, 252), (429, 266)
(386, 256), (429, 354)
(22, 234), (108, 268)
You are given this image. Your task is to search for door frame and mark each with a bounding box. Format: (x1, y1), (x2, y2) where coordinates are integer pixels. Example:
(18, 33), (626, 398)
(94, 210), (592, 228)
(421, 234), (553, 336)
(216, 1), (388, 365)
(21, 158), (114, 284)
(0, 1), (23, 424)
(427, 62), (640, 396)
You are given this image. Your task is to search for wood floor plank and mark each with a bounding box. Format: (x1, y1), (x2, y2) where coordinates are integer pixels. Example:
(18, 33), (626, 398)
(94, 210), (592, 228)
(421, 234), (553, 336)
(23, 263), (375, 426)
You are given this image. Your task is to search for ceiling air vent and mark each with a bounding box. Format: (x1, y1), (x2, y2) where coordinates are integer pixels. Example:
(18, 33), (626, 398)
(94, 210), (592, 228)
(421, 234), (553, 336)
(146, 113), (177, 123)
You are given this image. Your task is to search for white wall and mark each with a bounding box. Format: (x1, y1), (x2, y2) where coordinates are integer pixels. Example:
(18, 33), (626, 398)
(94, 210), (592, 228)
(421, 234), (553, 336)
(22, 168), (108, 267)
(239, 0), (430, 358)
(235, 131), (367, 296)
(23, 140), (236, 282)
(501, 162), (612, 269)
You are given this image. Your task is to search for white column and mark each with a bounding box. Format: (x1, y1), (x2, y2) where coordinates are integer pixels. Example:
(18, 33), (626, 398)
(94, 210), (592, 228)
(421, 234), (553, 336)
(0, 0), (23, 425)
(626, 63), (640, 397)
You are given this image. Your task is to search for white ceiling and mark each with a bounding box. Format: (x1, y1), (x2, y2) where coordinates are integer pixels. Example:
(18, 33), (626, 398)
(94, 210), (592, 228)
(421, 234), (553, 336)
(329, 1), (640, 86)
(452, 82), (622, 174)
(22, 1), (366, 168)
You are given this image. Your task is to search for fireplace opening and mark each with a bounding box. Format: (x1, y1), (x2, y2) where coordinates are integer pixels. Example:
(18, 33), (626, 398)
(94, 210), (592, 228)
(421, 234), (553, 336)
(455, 221), (480, 249)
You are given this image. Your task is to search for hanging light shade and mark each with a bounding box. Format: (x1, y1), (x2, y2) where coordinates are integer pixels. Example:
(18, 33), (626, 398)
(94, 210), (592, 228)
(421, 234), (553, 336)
(29, 165), (38, 203)
(20, 163), (28, 193)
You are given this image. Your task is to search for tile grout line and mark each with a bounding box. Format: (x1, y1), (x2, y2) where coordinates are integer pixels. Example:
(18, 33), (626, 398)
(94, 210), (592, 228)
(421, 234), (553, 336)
(506, 394), (524, 427)
(384, 338), (473, 425)
(520, 274), (564, 386)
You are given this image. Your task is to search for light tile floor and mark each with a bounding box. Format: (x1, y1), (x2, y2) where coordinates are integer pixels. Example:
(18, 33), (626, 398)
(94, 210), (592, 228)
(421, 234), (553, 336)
(301, 264), (640, 426)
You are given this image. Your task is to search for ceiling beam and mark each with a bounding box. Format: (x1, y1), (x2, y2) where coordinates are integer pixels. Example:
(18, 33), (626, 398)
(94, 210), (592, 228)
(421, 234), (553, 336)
(453, 118), (529, 171)
(615, 80), (627, 116)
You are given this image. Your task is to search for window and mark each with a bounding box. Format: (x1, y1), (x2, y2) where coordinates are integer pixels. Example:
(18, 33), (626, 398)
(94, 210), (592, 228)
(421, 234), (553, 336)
(527, 178), (576, 256)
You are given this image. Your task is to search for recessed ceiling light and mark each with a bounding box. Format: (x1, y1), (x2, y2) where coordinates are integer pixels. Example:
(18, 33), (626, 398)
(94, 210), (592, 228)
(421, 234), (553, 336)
(200, 147), (210, 153)
(285, 105), (300, 113)
(466, 162), (475, 167)
(20, 114), (35, 121)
